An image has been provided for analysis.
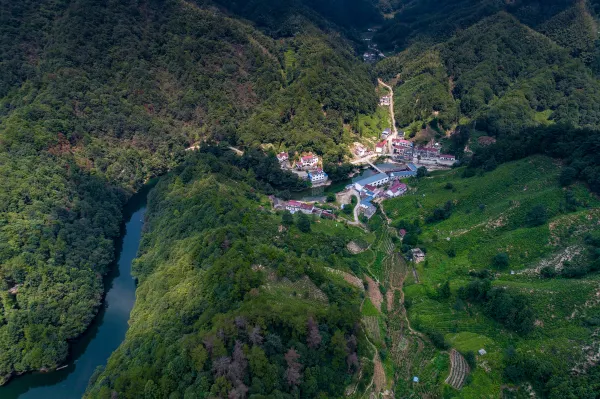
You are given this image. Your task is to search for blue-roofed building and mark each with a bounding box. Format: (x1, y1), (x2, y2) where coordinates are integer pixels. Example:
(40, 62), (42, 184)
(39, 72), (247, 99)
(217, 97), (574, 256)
(354, 173), (389, 191)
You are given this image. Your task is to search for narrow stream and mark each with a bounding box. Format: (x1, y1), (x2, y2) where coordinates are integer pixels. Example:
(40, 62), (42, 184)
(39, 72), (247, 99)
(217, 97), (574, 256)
(1, 187), (150, 398)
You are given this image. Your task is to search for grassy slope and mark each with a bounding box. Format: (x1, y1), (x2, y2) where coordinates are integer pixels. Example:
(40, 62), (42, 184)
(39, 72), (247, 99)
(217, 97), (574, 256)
(384, 156), (600, 396)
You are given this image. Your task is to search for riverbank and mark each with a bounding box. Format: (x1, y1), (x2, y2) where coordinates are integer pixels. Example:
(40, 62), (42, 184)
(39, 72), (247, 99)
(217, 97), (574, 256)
(0, 186), (152, 398)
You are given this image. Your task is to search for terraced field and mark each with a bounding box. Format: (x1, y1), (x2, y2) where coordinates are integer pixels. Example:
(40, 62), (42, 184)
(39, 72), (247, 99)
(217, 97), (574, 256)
(383, 156), (600, 396)
(446, 349), (470, 389)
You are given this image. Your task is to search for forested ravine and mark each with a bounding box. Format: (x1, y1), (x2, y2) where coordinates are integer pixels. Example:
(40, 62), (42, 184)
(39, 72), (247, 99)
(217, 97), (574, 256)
(0, 188), (150, 398)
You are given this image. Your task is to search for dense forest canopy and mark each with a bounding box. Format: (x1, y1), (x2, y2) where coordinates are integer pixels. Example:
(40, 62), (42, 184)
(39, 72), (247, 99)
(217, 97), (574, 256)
(84, 148), (370, 399)
(0, 0), (376, 382)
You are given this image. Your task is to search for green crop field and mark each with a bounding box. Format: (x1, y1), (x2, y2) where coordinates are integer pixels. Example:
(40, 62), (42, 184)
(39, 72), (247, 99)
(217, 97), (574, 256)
(383, 156), (600, 396)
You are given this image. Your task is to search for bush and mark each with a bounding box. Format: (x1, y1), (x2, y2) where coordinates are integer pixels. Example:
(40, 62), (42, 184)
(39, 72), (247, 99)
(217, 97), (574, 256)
(444, 182), (454, 190)
(417, 166), (429, 178)
(526, 205), (547, 227)
(282, 211), (294, 225)
(492, 253), (509, 269)
(297, 213), (311, 232)
(463, 351), (476, 370)
(326, 192), (336, 202)
(559, 167), (578, 187)
(426, 331), (449, 349)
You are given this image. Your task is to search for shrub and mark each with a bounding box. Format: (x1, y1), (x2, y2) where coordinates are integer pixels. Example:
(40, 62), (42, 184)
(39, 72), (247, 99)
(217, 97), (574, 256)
(559, 167), (578, 186)
(282, 211), (294, 225)
(492, 253), (509, 269)
(326, 192), (336, 202)
(297, 213), (311, 232)
(526, 205), (547, 227)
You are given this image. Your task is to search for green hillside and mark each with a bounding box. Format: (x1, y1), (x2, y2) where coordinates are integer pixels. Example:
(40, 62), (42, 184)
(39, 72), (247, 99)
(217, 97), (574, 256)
(84, 147), (375, 398)
(383, 156), (600, 397)
(376, 11), (600, 137)
(0, 0), (376, 382)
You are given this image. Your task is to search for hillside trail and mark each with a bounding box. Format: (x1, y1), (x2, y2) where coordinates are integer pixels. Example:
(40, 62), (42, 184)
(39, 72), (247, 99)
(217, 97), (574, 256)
(380, 220), (431, 392)
(378, 78), (397, 136)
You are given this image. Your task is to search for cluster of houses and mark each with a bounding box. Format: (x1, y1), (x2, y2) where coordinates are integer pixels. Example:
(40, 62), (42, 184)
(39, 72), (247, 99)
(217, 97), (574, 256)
(276, 152), (329, 185)
(277, 152), (321, 169)
(272, 198), (335, 219)
(390, 139), (456, 164)
(352, 172), (409, 219)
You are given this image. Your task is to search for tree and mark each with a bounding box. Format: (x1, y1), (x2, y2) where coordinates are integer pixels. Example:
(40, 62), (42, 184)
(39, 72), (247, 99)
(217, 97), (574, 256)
(284, 349), (302, 387)
(438, 280), (451, 299)
(306, 317), (322, 349)
(417, 166), (429, 178)
(526, 205), (547, 227)
(463, 351), (476, 370)
(282, 211), (294, 226)
(492, 253), (509, 269)
(326, 192), (336, 202)
(559, 167), (578, 186)
(297, 213), (311, 232)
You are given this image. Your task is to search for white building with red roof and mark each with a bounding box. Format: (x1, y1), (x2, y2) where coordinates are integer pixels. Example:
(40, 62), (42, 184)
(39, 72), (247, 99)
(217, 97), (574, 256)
(386, 181), (408, 198)
(375, 140), (387, 154)
(299, 153), (319, 168)
(285, 200), (315, 215)
(277, 152), (289, 163)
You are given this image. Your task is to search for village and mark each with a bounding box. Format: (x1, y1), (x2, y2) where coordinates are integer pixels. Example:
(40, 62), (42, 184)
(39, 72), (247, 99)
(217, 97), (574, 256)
(271, 90), (458, 222)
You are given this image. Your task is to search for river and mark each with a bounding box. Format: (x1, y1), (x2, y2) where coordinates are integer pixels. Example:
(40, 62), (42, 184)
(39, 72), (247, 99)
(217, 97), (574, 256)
(0, 186), (151, 398)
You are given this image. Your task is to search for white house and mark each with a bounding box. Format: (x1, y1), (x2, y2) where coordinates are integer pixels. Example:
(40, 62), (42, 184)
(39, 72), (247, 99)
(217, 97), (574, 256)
(392, 139), (412, 149)
(375, 140), (386, 154)
(386, 181), (407, 198)
(277, 152), (289, 163)
(354, 143), (367, 157)
(299, 153), (319, 168)
(308, 169), (328, 184)
(286, 200), (314, 215)
(439, 154), (456, 162)
(380, 96), (391, 106)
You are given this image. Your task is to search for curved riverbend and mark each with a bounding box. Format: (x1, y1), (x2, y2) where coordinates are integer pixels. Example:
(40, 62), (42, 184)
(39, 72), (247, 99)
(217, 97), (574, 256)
(0, 187), (150, 398)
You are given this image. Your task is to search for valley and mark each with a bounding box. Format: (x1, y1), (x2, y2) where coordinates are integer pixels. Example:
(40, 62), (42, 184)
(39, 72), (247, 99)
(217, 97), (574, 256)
(1, 0), (599, 398)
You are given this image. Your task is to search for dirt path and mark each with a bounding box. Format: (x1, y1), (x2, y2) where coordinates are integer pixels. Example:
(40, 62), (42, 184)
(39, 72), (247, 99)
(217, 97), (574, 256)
(366, 276), (383, 311)
(378, 78), (397, 136)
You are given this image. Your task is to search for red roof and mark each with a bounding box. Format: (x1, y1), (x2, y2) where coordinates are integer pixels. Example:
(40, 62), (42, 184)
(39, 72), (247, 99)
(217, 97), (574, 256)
(392, 139), (412, 147)
(389, 181), (407, 193)
(364, 184), (376, 191)
(376, 140), (387, 148)
(440, 154), (455, 158)
(301, 153), (317, 161)
(278, 152), (288, 157)
(399, 229), (407, 237)
(287, 200), (302, 207)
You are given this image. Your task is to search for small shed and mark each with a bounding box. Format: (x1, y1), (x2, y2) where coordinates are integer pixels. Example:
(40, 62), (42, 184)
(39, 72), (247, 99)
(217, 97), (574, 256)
(412, 376), (419, 383)
(478, 349), (487, 356)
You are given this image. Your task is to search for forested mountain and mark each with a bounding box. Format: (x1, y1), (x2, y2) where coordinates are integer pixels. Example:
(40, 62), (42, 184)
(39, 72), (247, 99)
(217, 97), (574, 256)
(373, 0), (598, 52)
(84, 147), (370, 398)
(0, 0), (375, 382)
(377, 11), (600, 136)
